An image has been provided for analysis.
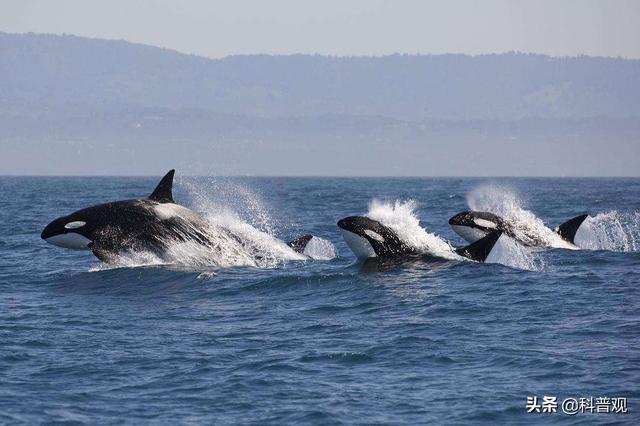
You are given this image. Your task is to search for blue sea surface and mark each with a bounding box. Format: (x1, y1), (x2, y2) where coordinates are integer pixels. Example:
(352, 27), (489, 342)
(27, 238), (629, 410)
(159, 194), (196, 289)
(1, 176), (639, 425)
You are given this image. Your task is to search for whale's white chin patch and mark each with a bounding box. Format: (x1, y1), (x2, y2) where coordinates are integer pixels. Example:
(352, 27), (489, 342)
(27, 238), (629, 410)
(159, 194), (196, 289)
(340, 229), (376, 259)
(451, 225), (488, 244)
(46, 233), (92, 250)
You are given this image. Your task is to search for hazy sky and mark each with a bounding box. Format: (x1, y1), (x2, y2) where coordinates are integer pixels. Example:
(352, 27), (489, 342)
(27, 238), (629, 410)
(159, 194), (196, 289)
(2, 0), (640, 58)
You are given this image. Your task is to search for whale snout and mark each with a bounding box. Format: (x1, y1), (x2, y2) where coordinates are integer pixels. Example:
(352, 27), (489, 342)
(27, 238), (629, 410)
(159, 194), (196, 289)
(41, 220), (59, 240)
(337, 216), (378, 259)
(337, 216), (378, 235)
(337, 217), (356, 231)
(41, 217), (92, 250)
(41, 217), (65, 240)
(448, 211), (471, 226)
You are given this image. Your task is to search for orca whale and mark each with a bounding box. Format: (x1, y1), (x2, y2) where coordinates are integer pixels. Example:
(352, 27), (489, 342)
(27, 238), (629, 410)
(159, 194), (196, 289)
(41, 170), (320, 263)
(337, 215), (502, 263)
(448, 210), (589, 248)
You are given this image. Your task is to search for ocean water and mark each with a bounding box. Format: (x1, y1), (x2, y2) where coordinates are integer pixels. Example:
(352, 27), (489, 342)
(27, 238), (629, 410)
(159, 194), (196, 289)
(1, 176), (639, 425)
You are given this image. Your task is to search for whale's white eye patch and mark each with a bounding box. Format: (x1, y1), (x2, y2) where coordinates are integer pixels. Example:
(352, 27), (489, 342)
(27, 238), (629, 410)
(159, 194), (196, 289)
(64, 221), (86, 229)
(474, 218), (497, 229)
(364, 229), (384, 242)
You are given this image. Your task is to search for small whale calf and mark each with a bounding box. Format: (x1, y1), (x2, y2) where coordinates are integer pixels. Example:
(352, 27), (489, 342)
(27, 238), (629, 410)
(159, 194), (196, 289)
(41, 170), (320, 263)
(448, 210), (589, 248)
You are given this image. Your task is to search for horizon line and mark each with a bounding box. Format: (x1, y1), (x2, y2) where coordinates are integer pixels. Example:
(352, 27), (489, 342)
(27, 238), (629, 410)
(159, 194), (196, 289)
(4, 31), (640, 62)
(2, 174), (638, 179)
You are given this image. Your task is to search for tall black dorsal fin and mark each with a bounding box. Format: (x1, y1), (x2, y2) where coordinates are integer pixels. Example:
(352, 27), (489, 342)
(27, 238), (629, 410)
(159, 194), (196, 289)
(455, 230), (503, 262)
(288, 234), (314, 254)
(555, 214), (589, 244)
(148, 169), (175, 203)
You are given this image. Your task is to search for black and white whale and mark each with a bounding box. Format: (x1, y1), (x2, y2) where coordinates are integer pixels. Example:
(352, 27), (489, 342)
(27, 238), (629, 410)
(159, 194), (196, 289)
(41, 170), (321, 263)
(337, 215), (502, 263)
(448, 210), (589, 248)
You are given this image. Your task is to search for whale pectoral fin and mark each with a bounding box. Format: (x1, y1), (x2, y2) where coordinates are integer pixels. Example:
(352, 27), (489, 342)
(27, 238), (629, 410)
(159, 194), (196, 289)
(287, 234), (314, 255)
(555, 214), (589, 244)
(88, 242), (118, 263)
(455, 231), (503, 262)
(148, 169), (175, 203)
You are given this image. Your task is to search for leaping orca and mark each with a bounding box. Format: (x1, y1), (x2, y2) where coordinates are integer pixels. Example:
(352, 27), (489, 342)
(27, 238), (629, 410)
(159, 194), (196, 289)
(41, 170), (320, 263)
(337, 215), (502, 263)
(448, 210), (589, 248)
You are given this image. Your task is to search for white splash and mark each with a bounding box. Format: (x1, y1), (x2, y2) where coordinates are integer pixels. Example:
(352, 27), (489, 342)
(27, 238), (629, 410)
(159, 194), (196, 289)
(87, 246), (170, 272)
(366, 199), (460, 260)
(574, 211), (640, 252)
(202, 210), (307, 267)
(182, 178), (279, 236)
(484, 234), (544, 271)
(152, 202), (193, 220)
(92, 178), (336, 270)
(466, 184), (575, 249)
(363, 198), (541, 270)
(303, 236), (337, 260)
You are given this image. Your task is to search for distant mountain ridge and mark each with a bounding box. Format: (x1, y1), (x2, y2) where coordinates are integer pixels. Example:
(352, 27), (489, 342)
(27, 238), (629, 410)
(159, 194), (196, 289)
(2, 32), (640, 121)
(1, 33), (638, 176)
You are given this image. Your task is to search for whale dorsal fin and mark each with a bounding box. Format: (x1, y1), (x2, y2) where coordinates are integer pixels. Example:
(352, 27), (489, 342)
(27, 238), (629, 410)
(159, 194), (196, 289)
(288, 234), (314, 254)
(555, 214), (589, 244)
(455, 230), (503, 262)
(148, 169), (175, 203)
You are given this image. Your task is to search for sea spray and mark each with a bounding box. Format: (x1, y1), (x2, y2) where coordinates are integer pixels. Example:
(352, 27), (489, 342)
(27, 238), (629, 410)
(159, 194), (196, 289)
(575, 211), (640, 252)
(365, 198), (542, 270)
(467, 184), (640, 252)
(181, 178), (279, 237)
(300, 236), (337, 260)
(484, 234), (545, 271)
(93, 178), (336, 269)
(466, 184), (574, 249)
(185, 177), (336, 261)
(366, 199), (459, 260)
